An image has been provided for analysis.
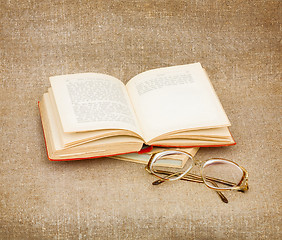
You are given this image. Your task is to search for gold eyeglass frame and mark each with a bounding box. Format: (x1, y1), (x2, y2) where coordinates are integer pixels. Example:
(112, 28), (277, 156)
(145, 150), (249, 203)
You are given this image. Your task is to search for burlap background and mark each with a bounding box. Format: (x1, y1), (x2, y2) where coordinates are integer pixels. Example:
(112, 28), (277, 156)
(1, 0), (281, 239)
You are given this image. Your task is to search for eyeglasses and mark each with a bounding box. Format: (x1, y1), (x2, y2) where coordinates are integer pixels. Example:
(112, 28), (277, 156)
(145, 150), (249, 203)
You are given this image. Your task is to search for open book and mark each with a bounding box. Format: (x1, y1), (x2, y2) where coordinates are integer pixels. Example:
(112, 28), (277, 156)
(39, 63), (235, 161)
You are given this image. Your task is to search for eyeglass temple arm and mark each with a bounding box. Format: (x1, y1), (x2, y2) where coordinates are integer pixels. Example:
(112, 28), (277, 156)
(152, 170), (235, 186)
(205, 180), (228, 203)
(152, 171), (184, 185)
(151, 171), (229, 203)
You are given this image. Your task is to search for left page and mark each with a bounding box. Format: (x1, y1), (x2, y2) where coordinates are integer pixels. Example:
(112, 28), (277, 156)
(39, 93), (144, 160)
(50, 73), (142, 135)
(48, 88), (141, 148)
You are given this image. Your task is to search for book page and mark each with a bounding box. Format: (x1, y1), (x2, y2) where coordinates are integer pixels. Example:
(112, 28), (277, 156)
(50, 73), (142, 134)
(40, 94), (143, 160)
(48, 88), (141, 148)
(126, 63), (231, 142)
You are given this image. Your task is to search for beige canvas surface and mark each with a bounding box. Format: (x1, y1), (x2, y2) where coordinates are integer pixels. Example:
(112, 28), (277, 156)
(0, 0), (281, 239)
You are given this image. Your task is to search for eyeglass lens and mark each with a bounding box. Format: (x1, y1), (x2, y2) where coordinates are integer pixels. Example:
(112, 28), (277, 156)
(151, 152), (194, 180)
(202, 159), (244, 190)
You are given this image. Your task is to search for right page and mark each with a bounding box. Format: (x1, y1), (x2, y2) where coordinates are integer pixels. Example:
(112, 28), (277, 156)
(126, 63), (231, 143)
